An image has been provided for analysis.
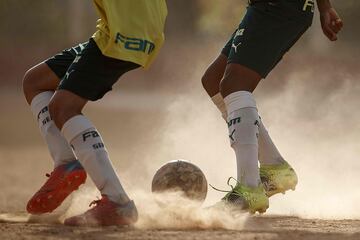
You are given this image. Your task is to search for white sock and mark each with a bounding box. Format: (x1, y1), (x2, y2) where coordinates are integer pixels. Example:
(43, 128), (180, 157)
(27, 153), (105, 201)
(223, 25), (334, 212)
(30, 91), (76, 168)
(258, 118), (285, 165)
(62, 115), (130, 204)
(224, 91), (260, 188)
(212, 92), (284, 166)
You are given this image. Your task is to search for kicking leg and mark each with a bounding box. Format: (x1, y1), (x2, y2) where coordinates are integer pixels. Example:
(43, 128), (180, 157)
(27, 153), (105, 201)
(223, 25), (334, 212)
(202, 54), (285, 167)
(203, 0), (313, 206)
(202, 55), (294, 199)
(202, 57), (286, 166)
(220, 63), (262, 187)
(203, 56), (263, 188)
(204, 63), (269, 213)
(212, 63), (268, 213)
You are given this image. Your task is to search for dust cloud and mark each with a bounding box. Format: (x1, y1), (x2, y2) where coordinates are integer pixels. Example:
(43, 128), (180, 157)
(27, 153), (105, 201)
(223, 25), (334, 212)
(134, 190), (246, 230)
(154, 59), (360, 220)
(1, 1), (359, 228)
(257, 69), (360, 219)
(61, 188), (246, 230)
(64, 36), (360, 224)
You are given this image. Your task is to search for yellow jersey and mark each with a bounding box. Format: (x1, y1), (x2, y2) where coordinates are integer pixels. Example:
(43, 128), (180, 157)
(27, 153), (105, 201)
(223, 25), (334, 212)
(92, 0), (167, 69)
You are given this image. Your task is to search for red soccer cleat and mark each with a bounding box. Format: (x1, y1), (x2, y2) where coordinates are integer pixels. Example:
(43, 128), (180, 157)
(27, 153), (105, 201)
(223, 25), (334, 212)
(64, 195), (138, 227)
(27, 160), (87, 214)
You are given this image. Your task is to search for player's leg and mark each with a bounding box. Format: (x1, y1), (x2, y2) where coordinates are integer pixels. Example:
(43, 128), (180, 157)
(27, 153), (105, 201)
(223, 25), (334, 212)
(23, 63), (59, 104)
(49, 90), (131, 205)
(24, 43), (88, 214)
(221, 65), (262, 188)
(201, 12), (268, 213)
(211, 0), (314, 212)
(202, 57), (286, 168)
(23, 63), (77, 168)
(203, 59), (296, 199)
(49, 38), (139, 226)
(202, 33), (286, 168)
(201, 40), (271, 213)
(220, 63), (269, 213)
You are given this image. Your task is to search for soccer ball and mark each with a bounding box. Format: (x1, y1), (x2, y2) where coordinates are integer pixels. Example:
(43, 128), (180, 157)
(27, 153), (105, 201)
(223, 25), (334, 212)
(151, 160), (208, 203)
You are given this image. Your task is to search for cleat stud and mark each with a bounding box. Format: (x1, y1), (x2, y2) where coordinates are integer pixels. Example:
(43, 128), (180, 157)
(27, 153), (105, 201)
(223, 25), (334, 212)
(36, 198), (41, 203)
(48, 195), (53, 199)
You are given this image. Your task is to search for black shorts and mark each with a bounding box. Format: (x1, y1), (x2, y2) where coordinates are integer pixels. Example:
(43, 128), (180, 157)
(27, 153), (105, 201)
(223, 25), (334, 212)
(221, 0), (314, 78)
(45, 38), (140, 101)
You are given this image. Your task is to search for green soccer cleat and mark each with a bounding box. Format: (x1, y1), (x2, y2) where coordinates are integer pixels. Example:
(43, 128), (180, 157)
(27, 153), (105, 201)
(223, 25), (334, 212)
(260, 161), (298, 197)
(211, 178), (269, 214)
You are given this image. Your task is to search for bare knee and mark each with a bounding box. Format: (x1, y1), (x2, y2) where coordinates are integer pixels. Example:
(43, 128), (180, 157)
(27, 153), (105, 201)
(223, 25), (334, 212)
(220, 64), (262, 97)
(23, 67), (40, 104)
(201, 54), (228, 97)
(219, 74), (233, 97)
(22, 63), (60, 105)
(48, 91), (87, 129)
(48, 99), (81, 130)
(201, 71), (215, 95)
(220, 73), (249, 98)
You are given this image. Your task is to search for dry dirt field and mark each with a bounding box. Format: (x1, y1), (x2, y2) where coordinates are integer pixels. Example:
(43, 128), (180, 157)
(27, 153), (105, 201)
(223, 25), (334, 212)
(1, 215), (360, 240)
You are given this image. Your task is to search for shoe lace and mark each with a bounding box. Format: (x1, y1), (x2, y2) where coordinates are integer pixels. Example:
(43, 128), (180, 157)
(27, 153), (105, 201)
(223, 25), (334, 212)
(209, 177), (240, 193)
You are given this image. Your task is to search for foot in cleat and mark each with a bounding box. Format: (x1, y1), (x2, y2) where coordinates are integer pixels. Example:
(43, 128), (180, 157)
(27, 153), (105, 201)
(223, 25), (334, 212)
(64, 195), (138, 227)
(260, 161), (298, 197)
(27, 160), (87, 214)
(211, 177), (269, 214)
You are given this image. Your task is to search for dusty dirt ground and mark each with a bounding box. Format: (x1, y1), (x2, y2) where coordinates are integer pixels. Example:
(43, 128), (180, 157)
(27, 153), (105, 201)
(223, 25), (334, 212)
(1, 215), (360, 240)
(2, 90), (360, 240)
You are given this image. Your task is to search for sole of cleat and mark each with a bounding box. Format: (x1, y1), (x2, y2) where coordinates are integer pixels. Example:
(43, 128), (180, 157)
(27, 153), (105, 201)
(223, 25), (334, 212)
(27, 170), (86, 214)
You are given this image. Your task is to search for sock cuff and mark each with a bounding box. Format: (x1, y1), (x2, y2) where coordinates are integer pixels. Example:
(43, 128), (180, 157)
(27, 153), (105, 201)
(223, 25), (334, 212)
(211, 93), (227, 119)
(62, 115), (94, 142)
(224, 91), (257, 114)
(30, 91), (54, 117)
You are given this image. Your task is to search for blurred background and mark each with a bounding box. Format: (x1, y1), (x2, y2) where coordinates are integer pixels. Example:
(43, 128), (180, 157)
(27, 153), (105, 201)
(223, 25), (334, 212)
(0, 0), (360, 219)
